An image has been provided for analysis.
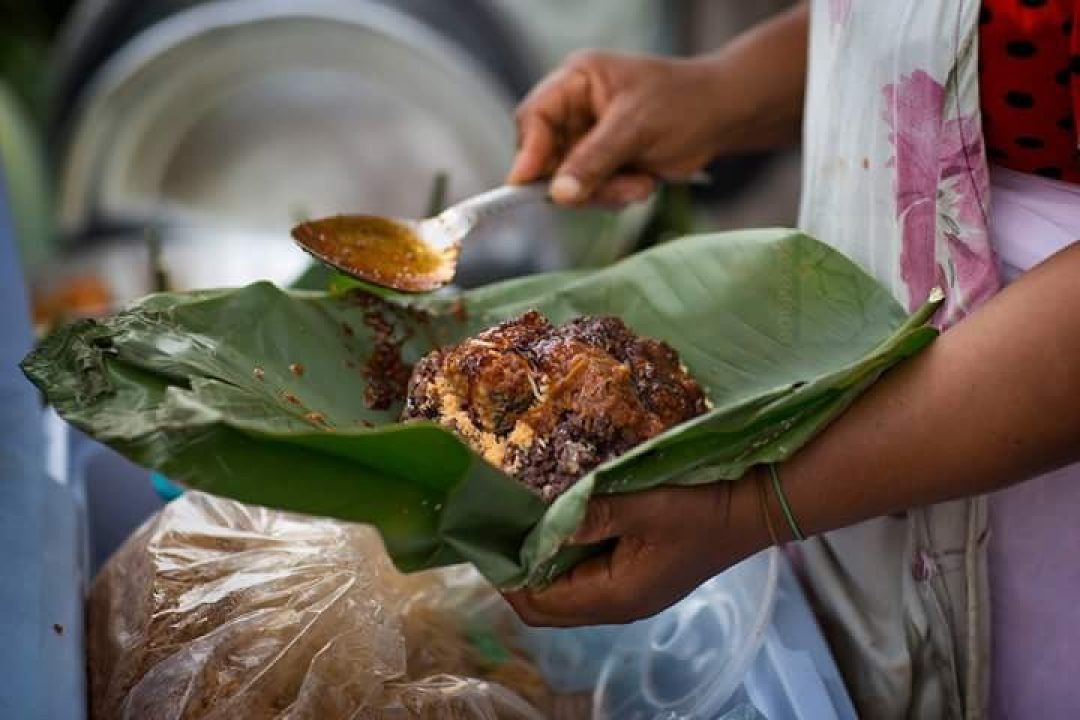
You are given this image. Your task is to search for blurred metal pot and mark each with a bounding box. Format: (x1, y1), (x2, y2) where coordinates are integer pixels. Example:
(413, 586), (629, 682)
(50, 0), (536, 146)
(54, 0), (649, 298)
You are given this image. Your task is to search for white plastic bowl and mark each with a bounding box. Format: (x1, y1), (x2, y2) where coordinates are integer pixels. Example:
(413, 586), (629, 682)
(518, 548), (780, 719)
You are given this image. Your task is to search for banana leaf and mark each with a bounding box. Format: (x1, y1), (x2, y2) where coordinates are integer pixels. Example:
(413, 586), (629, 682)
(22, 229), (941, 588)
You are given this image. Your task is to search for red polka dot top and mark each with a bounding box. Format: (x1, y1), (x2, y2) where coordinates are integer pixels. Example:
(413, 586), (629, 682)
(980, 0), (1080, 183)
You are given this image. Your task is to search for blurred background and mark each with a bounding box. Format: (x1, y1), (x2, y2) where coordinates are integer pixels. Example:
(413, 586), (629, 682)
(3, 0), (800, 335)
(1, 0), (800, 570)
(0, 6), (855, 719)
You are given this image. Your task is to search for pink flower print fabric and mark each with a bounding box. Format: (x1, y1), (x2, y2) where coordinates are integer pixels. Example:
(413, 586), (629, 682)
(883, 70), (1000, 325)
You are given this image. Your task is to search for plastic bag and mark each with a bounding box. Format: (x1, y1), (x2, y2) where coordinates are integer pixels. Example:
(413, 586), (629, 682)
(88, 492), (589, 719)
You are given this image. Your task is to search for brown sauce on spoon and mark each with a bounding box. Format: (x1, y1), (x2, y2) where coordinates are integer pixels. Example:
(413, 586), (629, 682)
(291, 216), (444, 291)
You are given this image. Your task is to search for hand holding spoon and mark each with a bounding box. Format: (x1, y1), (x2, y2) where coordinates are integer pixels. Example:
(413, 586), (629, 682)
(291, 183), (549, 293)
(291, 174), (708, 294)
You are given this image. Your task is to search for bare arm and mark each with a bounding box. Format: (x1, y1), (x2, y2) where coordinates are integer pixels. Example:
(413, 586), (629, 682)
(699, 1), (808, 155)
(763, 241), (1080, 541)
(507, 3), (808, 205)
(508, 242), (1080, 626)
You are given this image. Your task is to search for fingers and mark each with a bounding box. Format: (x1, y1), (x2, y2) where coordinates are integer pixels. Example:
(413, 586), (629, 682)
(551, 102), (643, 204)
(503, 562), (611, 627)
(509, 52), (646, 204)
(505, 484), (739, 628)
(507, 67), (594, 186)
(570, 496), (616, 545)
(570, 493), (639, 545)
(570, 486), (687, 545)
(504, 495), (650, 627)
(505, 536), (651, 627)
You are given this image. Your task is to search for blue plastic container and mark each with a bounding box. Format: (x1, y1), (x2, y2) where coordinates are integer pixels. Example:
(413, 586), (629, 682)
(516, 550), (857, 720)
(0, 166), (87, 720)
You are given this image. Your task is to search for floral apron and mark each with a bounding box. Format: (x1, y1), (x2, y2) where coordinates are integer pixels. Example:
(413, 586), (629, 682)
(797, 2), (997, 718)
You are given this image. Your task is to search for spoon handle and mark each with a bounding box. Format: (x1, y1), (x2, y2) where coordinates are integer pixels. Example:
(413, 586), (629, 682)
(436, 171), (713, 239)
(441, 183), (549, 228)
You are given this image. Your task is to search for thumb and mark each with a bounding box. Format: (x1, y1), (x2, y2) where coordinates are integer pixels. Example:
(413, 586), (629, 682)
(570, 493), (643, 545)
(550, 104), (642, 204)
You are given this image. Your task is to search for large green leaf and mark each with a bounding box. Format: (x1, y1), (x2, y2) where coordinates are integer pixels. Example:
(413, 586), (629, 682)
(23, 229), (940, 588)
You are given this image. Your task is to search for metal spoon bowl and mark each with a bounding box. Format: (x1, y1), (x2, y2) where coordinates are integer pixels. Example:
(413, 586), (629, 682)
(291, 182), (549, 293)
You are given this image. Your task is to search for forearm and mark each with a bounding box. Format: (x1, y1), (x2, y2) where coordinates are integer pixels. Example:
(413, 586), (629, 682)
(749, 242), (1080, 542)
(694, 2), (808, 155)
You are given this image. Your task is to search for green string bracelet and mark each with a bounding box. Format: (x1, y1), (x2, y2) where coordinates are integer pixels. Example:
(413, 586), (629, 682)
(768, 463), (804, 541)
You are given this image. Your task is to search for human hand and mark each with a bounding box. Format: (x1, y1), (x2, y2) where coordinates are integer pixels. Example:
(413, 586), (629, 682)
(507, 50), (727, 207)
(504, 477), (769, 627)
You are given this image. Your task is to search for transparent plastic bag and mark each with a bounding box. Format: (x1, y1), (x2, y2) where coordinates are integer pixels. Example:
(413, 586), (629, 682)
(88, 492), (587, 720)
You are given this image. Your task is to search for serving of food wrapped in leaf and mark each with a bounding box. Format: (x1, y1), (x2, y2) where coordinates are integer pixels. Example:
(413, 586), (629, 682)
(22, 229), (940, 589)
(402, 310), (711, 502)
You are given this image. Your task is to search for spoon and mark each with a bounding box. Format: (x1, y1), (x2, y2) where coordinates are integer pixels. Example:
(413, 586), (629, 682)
(291, 176), (707, 293)
(291, 183), (550, 293)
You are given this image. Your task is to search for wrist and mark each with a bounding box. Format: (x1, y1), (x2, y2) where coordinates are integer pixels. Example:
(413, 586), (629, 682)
(722, 471), (777, 562)
(679, 54), (758, 158)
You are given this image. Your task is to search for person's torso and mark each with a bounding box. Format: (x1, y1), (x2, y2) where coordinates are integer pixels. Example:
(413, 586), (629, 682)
(798, 2), (1079, 718)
